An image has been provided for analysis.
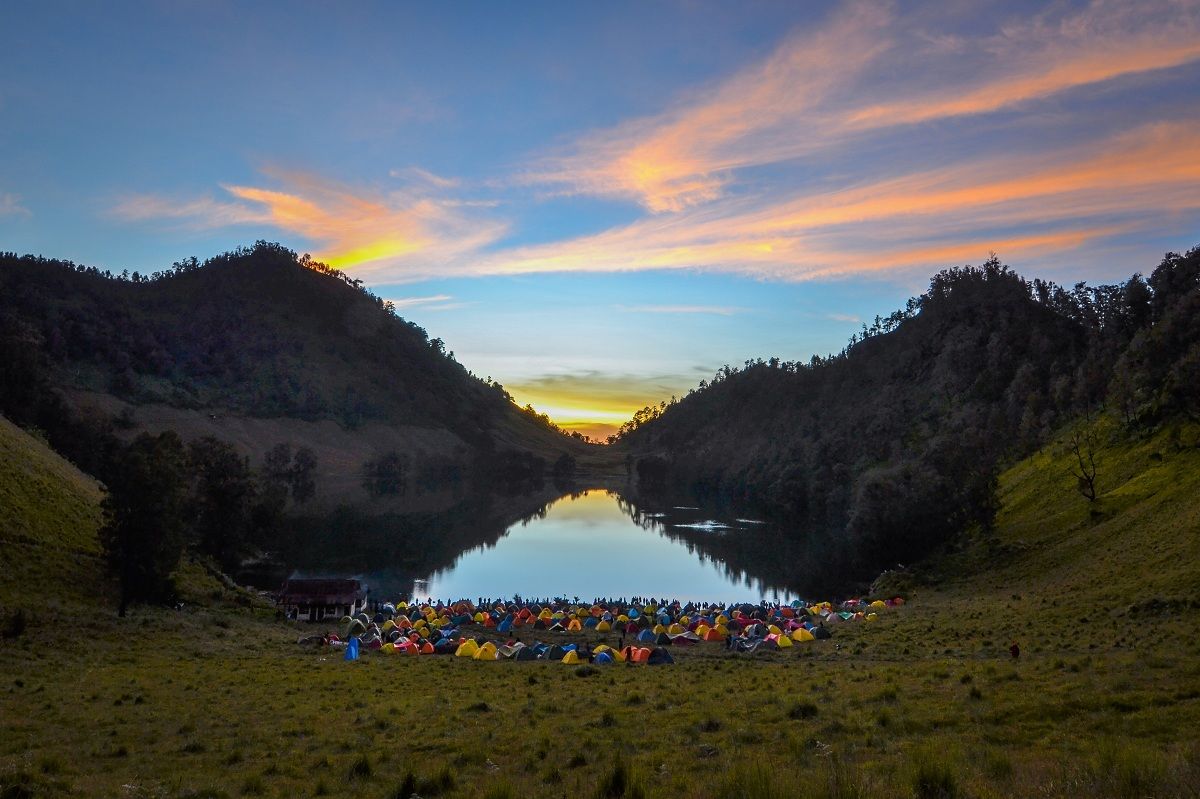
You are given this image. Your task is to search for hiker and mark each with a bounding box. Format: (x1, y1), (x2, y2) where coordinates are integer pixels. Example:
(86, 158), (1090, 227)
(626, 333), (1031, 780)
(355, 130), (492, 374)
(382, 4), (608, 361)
(1009, 641), (1020, 660)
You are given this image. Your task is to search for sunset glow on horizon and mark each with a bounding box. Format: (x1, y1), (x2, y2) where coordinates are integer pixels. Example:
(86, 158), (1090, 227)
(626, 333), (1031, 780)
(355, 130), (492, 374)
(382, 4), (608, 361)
(3, 1), (1198, 438)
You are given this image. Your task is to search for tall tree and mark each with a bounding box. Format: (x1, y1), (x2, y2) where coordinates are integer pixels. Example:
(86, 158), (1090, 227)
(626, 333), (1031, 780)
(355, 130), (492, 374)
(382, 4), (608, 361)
(188, 436), (256, 569)
(99, 432), (189, 617)
(289, 446), (317, 504)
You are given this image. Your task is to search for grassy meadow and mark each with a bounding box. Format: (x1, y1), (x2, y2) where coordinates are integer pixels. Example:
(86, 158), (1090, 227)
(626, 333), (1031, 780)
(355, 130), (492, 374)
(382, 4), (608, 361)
(2, 417), (1199, 798)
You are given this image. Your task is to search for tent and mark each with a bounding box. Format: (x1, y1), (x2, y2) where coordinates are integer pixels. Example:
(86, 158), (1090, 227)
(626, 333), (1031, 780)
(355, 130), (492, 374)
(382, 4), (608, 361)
(647, 648), (674, 665)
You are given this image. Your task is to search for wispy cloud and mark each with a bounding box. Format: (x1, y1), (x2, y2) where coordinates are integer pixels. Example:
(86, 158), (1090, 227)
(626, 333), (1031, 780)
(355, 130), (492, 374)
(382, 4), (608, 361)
(616, 304), (742, 316)
(0, 192), (31, 219)
(104, 1), (1200, 287)
(526, 1), (894, 212)
(386, 294), (454, 308)
(528, 0), (1200, 213)
(384, 294), (472, 312)
(111, 168), (507, 277)
(111, 194), (267, 228)
(475, 121), (1200, 281)
(388, 166), (461, 190)
(825, 313), (860, 324)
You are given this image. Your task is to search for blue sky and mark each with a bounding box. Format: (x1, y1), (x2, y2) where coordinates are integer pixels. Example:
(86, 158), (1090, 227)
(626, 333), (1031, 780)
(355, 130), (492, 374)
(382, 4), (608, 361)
(2, 1), (1198, 437)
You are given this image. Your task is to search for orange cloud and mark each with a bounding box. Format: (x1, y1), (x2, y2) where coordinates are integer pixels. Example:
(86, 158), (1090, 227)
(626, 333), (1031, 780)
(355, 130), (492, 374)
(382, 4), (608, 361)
(478, 121), (1200, 281)
(112, 170), (507, 276)
(527, 1), (893, 212)
(532, 1), (1200, 213)
(507, 371), (696, 441)
(803, 226), (1132, 281)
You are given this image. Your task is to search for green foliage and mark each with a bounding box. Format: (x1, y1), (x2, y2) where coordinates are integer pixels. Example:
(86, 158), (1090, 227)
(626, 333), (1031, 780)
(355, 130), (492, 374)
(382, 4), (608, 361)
(0, 242), (585, 454)
(907, 745), (961, 799)
(99, 432), (190, 615)
(362, 450), (411, 497)
(188, 437), (257, 569)
(623, 246), (1200, 585)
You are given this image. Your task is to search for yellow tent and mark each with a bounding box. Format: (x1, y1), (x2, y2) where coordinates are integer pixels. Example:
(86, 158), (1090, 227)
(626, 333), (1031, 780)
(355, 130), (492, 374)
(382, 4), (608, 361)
(776, 634), (793, 648)
(767, 624), (782, 635)
(668, 623), (685, 635)
(866, 612), (878, 621)
(473, 642), (498, 660)
(869, 600), (886, 609)
(652, 624), (666, 635)
(596, 620), (612, 633)
(791, 628), (815, 642)
(562, 650), (582, 665)
(455, 640), (479, 658)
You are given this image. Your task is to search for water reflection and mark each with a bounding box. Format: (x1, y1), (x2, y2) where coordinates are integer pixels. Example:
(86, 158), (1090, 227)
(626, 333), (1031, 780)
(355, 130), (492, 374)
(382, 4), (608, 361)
(419, 490), (812, 603)
(267, 487), (855, 603)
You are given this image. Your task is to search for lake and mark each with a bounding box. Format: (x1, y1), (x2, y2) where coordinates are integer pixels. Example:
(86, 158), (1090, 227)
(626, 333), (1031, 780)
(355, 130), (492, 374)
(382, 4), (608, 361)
(404, 489), (809, 603)
(269, 487), (847, 603)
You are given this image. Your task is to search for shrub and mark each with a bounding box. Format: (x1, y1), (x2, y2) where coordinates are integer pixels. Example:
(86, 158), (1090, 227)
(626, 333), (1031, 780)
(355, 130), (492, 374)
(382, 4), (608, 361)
(907, 745), (960, 799)
(594, 759), (646, 799)
(788, 701), (819, 720)
(347, 754), (372, 781)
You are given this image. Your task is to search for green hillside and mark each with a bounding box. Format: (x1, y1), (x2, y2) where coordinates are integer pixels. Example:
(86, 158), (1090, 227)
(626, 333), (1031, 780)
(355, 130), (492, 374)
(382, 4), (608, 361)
(619, 247), (1200, 586)
(0, 414), (108, 609)
(842, 417), (1200, 660)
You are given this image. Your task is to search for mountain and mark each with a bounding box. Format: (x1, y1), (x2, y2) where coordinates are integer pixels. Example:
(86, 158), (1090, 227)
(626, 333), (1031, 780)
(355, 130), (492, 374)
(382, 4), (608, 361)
(618, 248), (1200, 580)
(0, 242), (592, 502)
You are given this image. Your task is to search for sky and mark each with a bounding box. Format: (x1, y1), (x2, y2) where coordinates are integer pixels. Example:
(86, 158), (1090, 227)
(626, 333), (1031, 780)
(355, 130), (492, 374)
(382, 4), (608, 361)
(2, 1), (1198, 439)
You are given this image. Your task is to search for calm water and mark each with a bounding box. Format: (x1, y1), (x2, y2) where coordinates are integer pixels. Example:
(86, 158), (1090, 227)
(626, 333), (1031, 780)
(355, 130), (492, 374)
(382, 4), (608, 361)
(411, 489), (801, 603)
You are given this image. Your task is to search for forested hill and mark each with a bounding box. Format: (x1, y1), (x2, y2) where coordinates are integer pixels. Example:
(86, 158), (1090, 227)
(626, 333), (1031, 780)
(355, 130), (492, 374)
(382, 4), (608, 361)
(619, 248), (1200, 574)
(0, 242), (584, 477)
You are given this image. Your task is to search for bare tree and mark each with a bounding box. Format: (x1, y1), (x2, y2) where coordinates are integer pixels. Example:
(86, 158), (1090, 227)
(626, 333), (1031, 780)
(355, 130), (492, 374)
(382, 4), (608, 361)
(1068, 426), (1100, 502)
